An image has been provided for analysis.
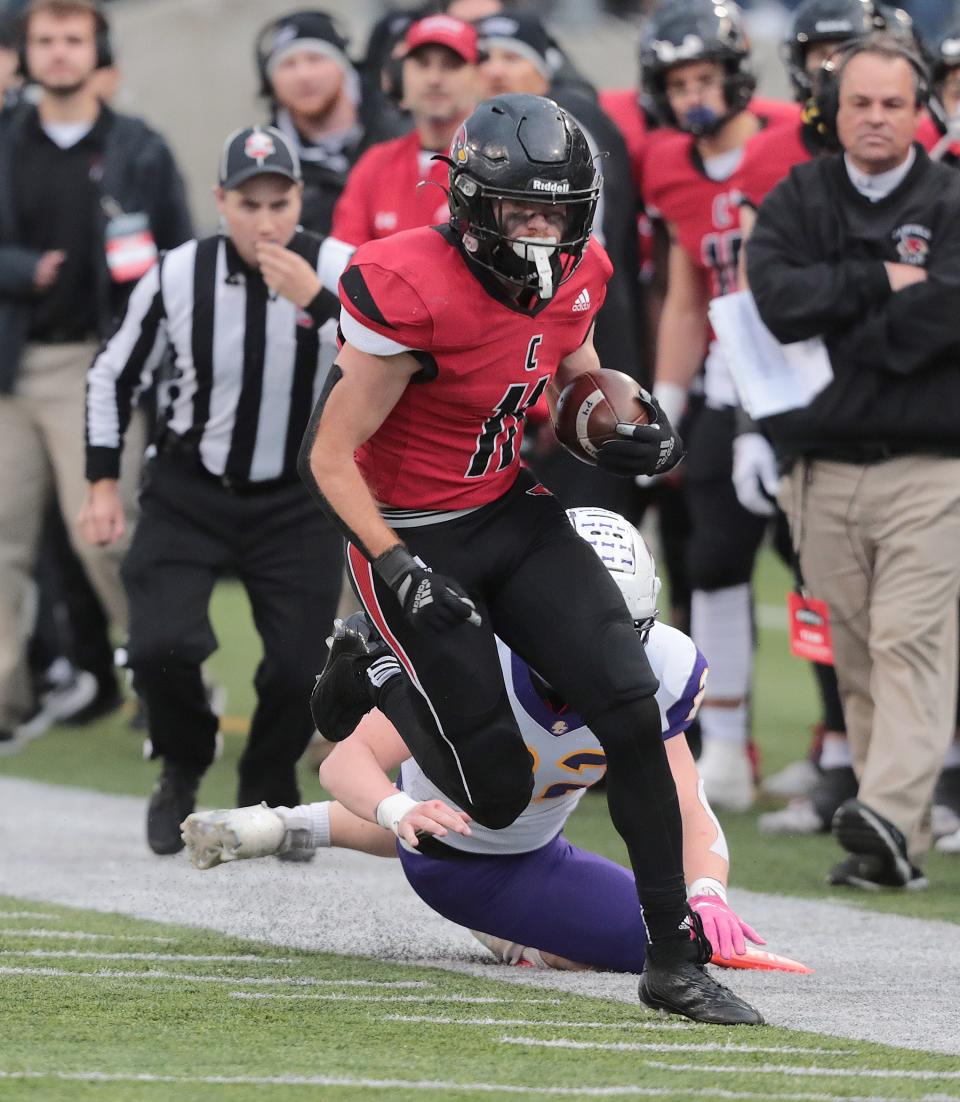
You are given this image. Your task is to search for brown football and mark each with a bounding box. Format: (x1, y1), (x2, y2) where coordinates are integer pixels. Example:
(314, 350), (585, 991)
(553, 369), (652, 465)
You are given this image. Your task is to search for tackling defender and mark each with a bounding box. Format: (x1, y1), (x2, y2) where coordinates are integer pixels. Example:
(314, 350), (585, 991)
(184, 510), (766, 978)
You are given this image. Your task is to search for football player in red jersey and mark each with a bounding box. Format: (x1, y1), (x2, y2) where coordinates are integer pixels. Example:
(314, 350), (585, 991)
(638, 0), (798, 812)
(299, 93), (762, 1026)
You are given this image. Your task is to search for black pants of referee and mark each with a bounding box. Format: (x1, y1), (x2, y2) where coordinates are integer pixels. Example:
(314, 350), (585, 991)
(346, 468), (688, 943)
(123, 453), (342, 807)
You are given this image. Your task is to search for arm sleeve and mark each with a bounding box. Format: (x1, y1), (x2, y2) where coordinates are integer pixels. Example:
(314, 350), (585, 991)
(0, 245), (43, 296)
(85, 262), (168, 480)
(331, 152), (377, 247)
(746, 174), (891, 344)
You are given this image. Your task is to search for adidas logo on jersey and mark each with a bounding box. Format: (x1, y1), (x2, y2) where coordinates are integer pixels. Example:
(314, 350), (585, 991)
(572, 288), (591, 313)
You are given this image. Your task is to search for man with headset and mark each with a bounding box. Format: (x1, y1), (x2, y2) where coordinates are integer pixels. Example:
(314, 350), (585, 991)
(747, 32), (960, 890)
(0, 0), (191, 741)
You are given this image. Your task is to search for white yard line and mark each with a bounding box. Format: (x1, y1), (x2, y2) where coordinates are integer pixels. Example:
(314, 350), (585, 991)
(0, 965), (428, 988)
(0, 910), (57, 919)
(644, 1060), (960, 1082)
(231, 992), (561, 1004)
(0, 1069), (934, 1101)
(0, 969), (429, 996)
(383, 1015), (694, 1030)
(0, 928), (176, 942)
(501, 1038), (848, 1056)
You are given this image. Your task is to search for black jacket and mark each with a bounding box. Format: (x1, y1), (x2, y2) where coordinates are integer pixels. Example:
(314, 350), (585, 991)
(0, 103), (192, 393)
(747, 146), (960, 463)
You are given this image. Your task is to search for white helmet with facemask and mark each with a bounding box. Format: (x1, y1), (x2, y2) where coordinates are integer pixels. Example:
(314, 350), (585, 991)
(567, 507), (661, 640)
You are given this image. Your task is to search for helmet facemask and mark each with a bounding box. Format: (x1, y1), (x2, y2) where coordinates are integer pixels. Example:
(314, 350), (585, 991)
(450, 171), (600, 300)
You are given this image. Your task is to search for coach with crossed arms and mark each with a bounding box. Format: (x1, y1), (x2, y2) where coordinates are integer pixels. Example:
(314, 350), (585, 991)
(747, 33), (960, 890)
(80, 126), (342, 855)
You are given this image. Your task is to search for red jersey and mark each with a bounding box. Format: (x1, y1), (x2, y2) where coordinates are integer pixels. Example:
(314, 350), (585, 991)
(641, 109), (800, 298)
(599, 88), (650, 193)
(642, 130), (745, 298)
(331, 130), (450, 247)
(737, 120), (814, 208)
(339, 228), (612, 510)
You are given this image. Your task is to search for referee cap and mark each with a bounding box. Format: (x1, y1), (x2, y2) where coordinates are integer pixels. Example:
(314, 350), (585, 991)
(219, 126), (302, 191)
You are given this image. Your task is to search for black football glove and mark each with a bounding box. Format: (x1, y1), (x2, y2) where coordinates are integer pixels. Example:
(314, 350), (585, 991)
(374, 545), (482, 633)
(595, 390), (684, 477)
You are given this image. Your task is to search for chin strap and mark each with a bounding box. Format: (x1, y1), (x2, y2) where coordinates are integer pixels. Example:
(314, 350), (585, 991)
(511, 235), (558, 299)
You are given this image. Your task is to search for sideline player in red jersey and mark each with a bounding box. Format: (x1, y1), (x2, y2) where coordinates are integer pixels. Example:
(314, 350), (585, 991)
(298, 93), (762, 1025)
(327, 15), (479, 251)
(639, 0), (798, 812)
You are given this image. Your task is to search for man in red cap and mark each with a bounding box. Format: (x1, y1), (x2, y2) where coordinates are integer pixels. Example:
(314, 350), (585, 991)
(326, 15), (479, 253)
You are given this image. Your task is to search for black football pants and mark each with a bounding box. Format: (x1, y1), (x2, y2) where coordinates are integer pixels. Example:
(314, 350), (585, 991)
(347, 470), (688, 943)
(123, 455), (342, 807)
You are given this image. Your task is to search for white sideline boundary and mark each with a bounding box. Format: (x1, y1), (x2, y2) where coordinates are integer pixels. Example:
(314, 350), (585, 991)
(1, 776), (959, 1056)
(0, 1070), (948, 1101)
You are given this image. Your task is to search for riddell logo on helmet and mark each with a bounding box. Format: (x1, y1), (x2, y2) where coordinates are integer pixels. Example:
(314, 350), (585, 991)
(531, 179), (570, 193)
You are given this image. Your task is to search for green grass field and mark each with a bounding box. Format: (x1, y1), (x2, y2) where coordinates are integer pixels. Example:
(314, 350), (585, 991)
(2, 547), (959, 1101)
(1, 896), (958, 1102)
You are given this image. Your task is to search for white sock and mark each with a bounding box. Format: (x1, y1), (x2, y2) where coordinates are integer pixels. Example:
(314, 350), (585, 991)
(819, 734), (853, 770)
(289, 802), (331, 848)
(699, 703), (749, 747)
(691, 584), (752, 699)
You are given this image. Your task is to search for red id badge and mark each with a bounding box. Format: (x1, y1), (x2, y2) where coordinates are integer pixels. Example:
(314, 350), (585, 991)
(105, 212), (157, 283)
(787, 592), (834, 665)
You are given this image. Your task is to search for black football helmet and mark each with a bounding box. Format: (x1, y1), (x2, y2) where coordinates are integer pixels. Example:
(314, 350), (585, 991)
(638, 0), (756, 136)
(781, 0), (920, 101)
(930, 21), (960, 129)
(445, 94), (601, 301)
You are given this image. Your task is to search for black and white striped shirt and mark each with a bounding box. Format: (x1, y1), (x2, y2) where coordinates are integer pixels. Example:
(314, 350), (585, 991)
(85, 231), (338, 485)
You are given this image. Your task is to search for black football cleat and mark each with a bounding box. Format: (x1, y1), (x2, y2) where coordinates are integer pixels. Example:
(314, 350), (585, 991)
(310, 613), (400, 742)
(638, 913), (765, 1026)
(147, 761), (202, 855)
(832, 797), (917, 887)
(827, 852), (928, 891)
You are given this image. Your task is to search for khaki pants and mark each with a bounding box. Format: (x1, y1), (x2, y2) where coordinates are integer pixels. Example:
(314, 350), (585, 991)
(780, 456), (960, 862)
(0, 341), (145, 727)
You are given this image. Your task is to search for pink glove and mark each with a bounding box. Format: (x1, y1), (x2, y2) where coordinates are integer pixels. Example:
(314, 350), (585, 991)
(689, 895), (765, 960)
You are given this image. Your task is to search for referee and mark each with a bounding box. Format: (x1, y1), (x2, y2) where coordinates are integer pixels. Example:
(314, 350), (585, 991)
(80, 126), (343, 855)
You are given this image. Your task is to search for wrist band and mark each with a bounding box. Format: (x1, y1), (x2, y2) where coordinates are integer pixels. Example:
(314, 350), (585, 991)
(688, 877), (728, 903)
(373, 544), (415, 589)
(375, 792), (419, 836)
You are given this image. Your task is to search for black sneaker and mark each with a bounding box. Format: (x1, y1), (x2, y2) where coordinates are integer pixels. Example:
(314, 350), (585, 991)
(310, 613), (400, 742)
(809, 766), (859, 827)
(832, 797), (921, 887)
(147, 762), (202, 855)
(638, 913), (765, 1026)
(828, 852), (928, 890)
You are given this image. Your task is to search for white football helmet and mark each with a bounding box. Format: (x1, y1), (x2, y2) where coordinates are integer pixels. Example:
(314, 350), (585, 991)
(567, 507), (661, 639)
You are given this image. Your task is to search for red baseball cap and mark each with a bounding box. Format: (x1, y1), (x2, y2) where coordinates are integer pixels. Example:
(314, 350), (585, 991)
(403, 15), (479, 64)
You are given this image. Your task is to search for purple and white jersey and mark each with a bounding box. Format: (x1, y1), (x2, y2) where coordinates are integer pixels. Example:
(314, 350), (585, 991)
(399, 621), (708, 856)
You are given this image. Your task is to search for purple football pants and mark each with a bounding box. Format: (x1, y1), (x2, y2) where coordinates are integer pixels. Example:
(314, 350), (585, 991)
(397, 833), (648, 973)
